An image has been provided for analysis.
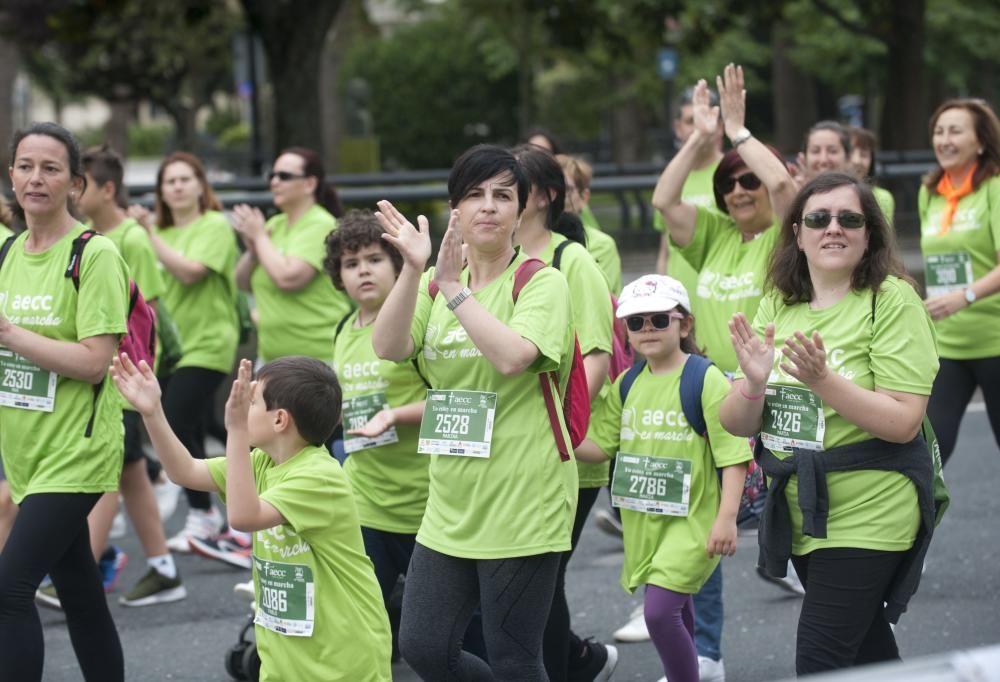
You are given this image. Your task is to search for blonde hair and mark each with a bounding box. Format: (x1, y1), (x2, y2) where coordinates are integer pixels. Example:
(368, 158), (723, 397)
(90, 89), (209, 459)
(556, 154), (593, 192)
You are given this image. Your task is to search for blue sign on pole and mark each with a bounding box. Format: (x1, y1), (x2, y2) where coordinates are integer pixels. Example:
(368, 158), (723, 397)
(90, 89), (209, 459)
(657, 48), (678, 81)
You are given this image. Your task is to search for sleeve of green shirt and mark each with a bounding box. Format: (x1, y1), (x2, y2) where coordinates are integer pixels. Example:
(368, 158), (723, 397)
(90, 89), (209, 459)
(588, 376), (623, 458)
(559, 244), (613, 355)
(675, 206), (726, 272)
(259, 460), (339, 536)
(283, 213), (335, 272)
(408, 270), (434, 360)
(871, 280), (939, 395)
(77, 237), (129, 340)
(988, 177), (1000, 250)
(510, 266), (571, 373)
(121, 226), (164, 301)
(189, 212), (236, 275)
(702, 367), (752, 468)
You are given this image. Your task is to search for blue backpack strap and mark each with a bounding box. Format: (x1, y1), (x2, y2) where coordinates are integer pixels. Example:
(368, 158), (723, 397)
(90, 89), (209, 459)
(680, 354), (714, 437)
(0, 234), (17, 273)
(618, 358), (647, 404)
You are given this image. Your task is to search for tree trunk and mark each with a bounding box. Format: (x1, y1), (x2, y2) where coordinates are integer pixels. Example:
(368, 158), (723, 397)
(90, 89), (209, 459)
(608, 74), (644, 163)
(771, 24), (818, 155)
(0, 39), (18, 179)
(240, 0), (342, 154)
(880, 0), (926, 150)
(105, 100), (131, 159)
(166, 104), (198, 153)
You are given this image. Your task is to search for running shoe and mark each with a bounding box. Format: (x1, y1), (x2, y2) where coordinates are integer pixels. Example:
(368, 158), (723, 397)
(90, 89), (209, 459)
(119, 568), (187, 607)
(698, 656), (726, 682)
(755, 564), (805, 596)
(154, 477), (181, 522)
(101, 545), (129, 592)
(612, 604), (649, 642)
(594, 508), (623, 539)
(166, 506), (225, 553)
(568, 638), (618, 682)
(233, 579), (255, 601)
(189, 529), (252, 569)
(110, 509), (127, 539)
(35, 579), (61, 611)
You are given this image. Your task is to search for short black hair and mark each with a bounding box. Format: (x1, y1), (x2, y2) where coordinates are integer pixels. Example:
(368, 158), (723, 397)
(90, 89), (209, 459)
(324, 209), (403, 290)
(448, 144), (528, 215)
(82, 144), (128, 208)
(256, 356), (342, 446)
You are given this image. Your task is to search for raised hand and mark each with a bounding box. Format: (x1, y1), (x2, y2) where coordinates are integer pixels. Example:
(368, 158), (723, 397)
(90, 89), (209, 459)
(780, 330), (829, 386)
(231, 204), (267, 245)
(347, 408), (395, 439)
(224, 359), (254, 432)
(127, 204), (153, 231)
(692, 79), (720, 138)
(728, 313), (775, 389)
(432, 210), (464, 289)
(716, 63), (747, 140)
(375, 200), (432, 271)
(111, 352), (162, 417)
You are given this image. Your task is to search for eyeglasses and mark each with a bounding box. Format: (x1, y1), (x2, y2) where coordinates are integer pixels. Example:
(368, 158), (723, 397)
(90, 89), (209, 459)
(716, 172), (762, 194)
(801, 210), (866, 230)
(268, 171), (307, 183)
(625, 312), (684, 332)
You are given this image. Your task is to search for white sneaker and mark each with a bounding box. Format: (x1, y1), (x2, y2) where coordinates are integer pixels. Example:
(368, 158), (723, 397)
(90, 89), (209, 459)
(166, 507), (224, 553)
(233, 579), (255, 602)
(653, 657), (725, 682)
(110, 510), (127, 539)
(613, 604), (649, 642)
(154, 478), (181, 522)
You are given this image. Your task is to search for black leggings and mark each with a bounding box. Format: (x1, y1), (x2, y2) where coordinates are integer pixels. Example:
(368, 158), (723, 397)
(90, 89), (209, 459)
(0, 493), (123, 682)
(927, 356), (1000, 466)
(791, 548), (904, 675)
(543, 486), (601, 681)
(161, 366), (227, 510)
(400, 543), (560, 681)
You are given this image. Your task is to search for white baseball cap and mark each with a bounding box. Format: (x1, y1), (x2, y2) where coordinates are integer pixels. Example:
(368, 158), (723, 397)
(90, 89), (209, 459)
(616, 275), (691, 319)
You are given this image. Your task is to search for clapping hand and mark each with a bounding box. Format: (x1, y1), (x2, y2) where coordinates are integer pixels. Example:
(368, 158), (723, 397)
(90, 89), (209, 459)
(432, 210), (464, 292)
(375, 200), (432, 271)
(717, 63), (747, 140)
(691, 79), (720, 139)
(729, 313), (775, 389)
(111, 352), (162, 417)
(779, 330), (829, 387)
(224, 359), (254, 432)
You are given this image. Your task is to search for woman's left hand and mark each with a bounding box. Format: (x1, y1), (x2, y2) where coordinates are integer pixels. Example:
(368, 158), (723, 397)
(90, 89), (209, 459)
(231, 204), (267, 244)
(432, 210), (464, 293)
(779, 330), (829, 386)
(924, 290), (967, 321)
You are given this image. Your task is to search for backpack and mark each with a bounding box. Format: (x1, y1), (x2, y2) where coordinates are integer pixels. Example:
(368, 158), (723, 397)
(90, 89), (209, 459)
(428, 258), (590, 461)
(871, 290), (950, 526)
(0, 230), (157, 369)
(552, 240), (634, 380)
(618, 354), (715, 436)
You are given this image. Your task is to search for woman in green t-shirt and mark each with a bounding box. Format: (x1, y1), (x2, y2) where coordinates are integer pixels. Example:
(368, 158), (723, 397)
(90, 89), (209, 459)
(0, 122), (129, 681)
(919, 98), (1000, 467)
(233, 146), (350, 364)
(373, 144), (578, 680)
(793, 120), (852, 186)
(134, 152), (238, 551)
(849, 127), (896, 227)
(721, 172), (938, 674)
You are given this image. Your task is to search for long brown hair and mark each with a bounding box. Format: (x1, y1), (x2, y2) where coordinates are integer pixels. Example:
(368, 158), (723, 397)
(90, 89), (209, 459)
(154, 152), (222, 228)
(767, 172), (908, 305)
(923, 98), (1000, 192)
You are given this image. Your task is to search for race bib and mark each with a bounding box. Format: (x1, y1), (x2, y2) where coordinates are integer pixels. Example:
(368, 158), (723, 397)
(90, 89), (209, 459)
(253, 556), (315, 637)
(611, 453), (692, 516)
(342, 392), (399, 454)
(924, 252), (973, 297)
(418, 390), (497, 458)
(761, 384), (825, 452)
(0, 347), (56, 412)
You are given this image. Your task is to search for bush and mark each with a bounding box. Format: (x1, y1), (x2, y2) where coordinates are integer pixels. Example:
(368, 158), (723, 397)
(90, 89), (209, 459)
(217, 123), (250, 150)
(128, 123), (174, 157)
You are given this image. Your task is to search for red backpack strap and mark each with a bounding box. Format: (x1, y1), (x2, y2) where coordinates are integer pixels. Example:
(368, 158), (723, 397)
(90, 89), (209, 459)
(511, 258), (546, 301)
(65, 229), (99, 291)
(428, 279), (440, 300)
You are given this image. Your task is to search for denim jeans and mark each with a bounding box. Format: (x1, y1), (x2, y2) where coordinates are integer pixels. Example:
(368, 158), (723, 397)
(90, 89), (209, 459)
(692, 563), (723, 661)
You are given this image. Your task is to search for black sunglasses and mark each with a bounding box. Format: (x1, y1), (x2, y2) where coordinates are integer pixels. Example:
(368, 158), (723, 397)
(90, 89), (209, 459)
(801, 210), (866, 230)
(716, 172), (762, 194)
(625, 312), (683, 332)
(268, 171), (308, 182)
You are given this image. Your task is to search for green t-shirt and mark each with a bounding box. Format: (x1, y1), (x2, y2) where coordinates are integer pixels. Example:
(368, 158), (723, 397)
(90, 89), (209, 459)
(874, 186), (895, 230)
(919, 177), (1000, 359)
(251, 205), (351, 363)
(676, 207), (779, 372)
(540, 234), (615, 489)
(208, 446), (391, 682)
(155, 211), (239, 373)
(409, 252), (578, 558)
(0, 226), (129, 503)
(589, 358), (751, 594)
(103, 218), (164, 302)
(580, 207), (623, 294)
(0, 224), (12, 241)
(655, 163), (719, 297)
(335, 311), (430, 534)
(747, 278), (938, 554)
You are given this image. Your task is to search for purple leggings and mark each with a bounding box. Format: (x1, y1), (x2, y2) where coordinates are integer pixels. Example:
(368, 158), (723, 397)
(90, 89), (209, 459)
(645, 584), (699, 682)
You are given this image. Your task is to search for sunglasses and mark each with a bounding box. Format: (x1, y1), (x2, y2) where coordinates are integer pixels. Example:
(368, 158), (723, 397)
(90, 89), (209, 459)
(716, 172), (762, 194)
(801, 210), (866, 230)
(625, 312), (684, 332)
(268, 171), (307, 183)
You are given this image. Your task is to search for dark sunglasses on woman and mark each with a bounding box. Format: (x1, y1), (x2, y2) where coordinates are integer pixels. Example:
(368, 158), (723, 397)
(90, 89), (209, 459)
(801, 210), (866, 229)
(625, 312), (684, 332)
(268, 170), (307, 182)
(716, 172), (762, 194)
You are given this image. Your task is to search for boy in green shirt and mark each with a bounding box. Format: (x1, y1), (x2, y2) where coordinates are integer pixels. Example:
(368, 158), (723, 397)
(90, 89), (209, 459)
(112, 353), (392, 681)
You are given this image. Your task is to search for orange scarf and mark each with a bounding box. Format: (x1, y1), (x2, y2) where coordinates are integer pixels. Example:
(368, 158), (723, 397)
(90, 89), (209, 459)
(935, 162), (977, 235)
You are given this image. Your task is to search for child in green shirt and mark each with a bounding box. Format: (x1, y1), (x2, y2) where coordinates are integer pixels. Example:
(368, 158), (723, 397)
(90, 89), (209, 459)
(112, 353), (391, 681)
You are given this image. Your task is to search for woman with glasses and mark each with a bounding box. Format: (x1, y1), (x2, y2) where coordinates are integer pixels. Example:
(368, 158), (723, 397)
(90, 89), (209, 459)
(720, 172), (939, 674)
(233, 147), (350, 365)
(651, 64), (796, 682)
(919, 99), (1000, 466)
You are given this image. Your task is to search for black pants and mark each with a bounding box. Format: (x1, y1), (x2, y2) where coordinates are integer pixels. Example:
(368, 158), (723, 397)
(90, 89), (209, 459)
(791, 548), (905, 675)
(927, 356), (1000, 466)
(400, 543), (560, 681)
(0, 493), (123, 681)
(543, 486), (601, 681)
(160, 366), (227, 510)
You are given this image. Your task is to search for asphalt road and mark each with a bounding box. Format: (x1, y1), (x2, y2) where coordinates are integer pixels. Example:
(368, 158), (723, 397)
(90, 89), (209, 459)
(37, 407), (999, 681)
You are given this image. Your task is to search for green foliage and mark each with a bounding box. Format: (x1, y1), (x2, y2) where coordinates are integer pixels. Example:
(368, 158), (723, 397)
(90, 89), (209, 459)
(129, 123), (175, 157)
(204, 107), (244, 139)
(926, 0), (1000, 94)
(217, 123), (251, 150)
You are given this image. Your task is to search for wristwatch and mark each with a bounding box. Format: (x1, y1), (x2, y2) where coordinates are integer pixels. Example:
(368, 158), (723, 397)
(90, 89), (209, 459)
(447, 287), (473, 311)
(731, 128), (753, 148)
(964, 287), (977, 305)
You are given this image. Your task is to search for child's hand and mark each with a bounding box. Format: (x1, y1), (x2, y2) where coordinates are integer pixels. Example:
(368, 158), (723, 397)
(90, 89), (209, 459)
(224, 359), (254, 432)
(347, 408), (395, 439)
(111, 352), (162, 417)
(706, 516), (737, 558)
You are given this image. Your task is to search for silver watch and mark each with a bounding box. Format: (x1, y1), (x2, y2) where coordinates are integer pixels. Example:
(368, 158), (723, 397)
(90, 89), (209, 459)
(964, 287), (977, 305)
(447, 287), (473, 311)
